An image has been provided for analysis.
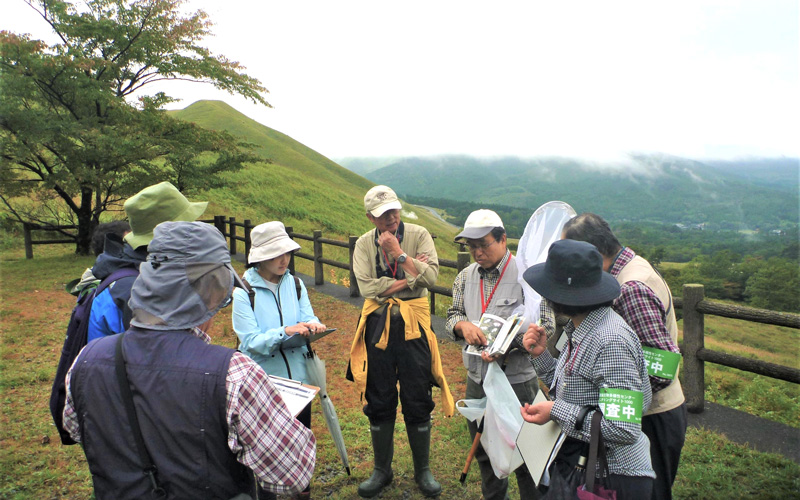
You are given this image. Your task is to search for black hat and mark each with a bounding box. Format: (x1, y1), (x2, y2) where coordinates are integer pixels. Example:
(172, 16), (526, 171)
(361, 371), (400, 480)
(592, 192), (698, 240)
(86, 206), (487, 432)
(522, 239), (620, 306)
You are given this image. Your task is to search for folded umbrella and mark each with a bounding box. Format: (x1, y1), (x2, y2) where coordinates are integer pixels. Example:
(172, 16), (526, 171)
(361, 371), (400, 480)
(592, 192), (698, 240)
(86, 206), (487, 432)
(304, 341), (351, 475)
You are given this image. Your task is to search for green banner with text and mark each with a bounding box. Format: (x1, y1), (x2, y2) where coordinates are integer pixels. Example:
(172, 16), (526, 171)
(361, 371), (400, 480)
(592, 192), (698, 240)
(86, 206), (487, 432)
(642, 347), (682, 379)
(599, 388), (644, 424)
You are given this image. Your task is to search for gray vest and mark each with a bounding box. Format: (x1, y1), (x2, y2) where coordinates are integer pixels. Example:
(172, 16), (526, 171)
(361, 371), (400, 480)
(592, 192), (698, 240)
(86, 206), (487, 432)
(462, 256), (537, 384)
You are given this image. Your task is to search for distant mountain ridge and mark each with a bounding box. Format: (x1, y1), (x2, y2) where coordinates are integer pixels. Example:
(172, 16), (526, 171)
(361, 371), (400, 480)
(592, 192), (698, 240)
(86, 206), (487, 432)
(337, 154), (799, 230)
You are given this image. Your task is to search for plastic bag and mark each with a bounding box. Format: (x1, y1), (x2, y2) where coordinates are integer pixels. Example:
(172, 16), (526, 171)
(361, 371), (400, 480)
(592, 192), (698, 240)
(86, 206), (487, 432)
(480, 362), (525, 478)
(455, 398), (487, 424)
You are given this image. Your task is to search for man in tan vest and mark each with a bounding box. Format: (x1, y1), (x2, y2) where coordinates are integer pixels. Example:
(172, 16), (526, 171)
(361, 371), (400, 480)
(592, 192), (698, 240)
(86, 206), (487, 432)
(558, 213), (687, 500)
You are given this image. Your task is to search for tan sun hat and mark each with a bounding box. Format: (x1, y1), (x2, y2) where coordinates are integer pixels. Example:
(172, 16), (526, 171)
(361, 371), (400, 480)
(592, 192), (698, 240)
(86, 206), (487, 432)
(364, 185), (402, 217)
(123, 182), (207, 249)
(248, 221), (301, 263)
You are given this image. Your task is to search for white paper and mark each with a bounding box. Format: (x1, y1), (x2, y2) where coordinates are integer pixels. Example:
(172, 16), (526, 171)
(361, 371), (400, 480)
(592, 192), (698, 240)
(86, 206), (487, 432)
(268, 375), (319, 417)
(515, 390), (565, 487)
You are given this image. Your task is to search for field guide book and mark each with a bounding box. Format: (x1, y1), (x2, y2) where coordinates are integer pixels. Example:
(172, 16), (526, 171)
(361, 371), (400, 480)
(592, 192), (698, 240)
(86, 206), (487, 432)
(465, 313), (526, 357)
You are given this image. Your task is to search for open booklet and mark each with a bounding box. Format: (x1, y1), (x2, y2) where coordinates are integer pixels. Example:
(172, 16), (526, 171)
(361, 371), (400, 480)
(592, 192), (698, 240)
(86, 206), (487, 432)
(465, 313), (526, 357)
(515, 389), (566, 487)
(268, 375), (320, 417)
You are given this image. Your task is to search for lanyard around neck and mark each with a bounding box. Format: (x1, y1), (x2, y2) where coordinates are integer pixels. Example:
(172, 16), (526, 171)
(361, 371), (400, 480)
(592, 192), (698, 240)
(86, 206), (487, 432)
(480, 257), (511, 315)
(381, 249), (398, 278)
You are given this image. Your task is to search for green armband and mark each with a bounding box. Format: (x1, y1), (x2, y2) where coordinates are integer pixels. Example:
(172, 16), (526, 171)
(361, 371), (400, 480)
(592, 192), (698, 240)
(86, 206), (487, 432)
(642, 347), (681, 379)
(598, 387), (644, 424)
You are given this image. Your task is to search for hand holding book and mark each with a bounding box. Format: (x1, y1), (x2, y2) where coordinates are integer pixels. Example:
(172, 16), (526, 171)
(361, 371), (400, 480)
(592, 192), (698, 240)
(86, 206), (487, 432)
(465, 313), (526, 357)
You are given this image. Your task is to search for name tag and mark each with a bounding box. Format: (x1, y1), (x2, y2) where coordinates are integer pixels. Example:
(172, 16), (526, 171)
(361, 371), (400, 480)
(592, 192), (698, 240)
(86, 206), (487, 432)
(598, 388), (643, 424)
(641, 347), (681, 379)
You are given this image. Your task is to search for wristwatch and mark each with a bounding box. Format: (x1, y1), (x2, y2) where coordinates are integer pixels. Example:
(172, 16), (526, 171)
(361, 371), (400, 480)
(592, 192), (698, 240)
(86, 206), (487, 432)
(396, 253), (408, 263)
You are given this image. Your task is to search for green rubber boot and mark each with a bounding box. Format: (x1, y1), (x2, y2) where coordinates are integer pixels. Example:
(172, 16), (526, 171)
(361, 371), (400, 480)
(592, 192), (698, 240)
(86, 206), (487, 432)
(358, 421), (394, 498)
(406, 422), (442, 497)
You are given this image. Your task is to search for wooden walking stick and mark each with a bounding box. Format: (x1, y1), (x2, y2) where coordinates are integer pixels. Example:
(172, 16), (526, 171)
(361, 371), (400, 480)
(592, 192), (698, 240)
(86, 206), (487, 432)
(459, 430), (482, 484)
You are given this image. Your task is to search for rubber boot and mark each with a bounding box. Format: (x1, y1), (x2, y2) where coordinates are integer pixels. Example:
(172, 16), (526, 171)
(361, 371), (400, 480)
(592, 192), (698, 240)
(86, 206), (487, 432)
(406, 422), (442, 497)
(358, 421), (394, 498)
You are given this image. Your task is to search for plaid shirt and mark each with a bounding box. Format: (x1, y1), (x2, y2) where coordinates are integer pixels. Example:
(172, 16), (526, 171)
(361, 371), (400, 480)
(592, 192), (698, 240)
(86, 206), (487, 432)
(609, 247), (678, 392)
(63, 328), (316, 495)
(446, 250), (519, 341)
(540, 247), (677, 392)
(532, 307), (654, 479)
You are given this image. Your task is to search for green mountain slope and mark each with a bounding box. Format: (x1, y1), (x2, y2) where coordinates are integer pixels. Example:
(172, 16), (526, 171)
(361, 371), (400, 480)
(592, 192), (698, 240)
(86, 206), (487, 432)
(170, 100), (458, 245)
(356, 154), (798, 230)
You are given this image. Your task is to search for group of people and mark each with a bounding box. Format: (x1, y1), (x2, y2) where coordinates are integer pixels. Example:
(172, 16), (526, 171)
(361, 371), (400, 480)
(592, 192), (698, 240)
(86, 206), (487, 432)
(58, 181), (686, 500)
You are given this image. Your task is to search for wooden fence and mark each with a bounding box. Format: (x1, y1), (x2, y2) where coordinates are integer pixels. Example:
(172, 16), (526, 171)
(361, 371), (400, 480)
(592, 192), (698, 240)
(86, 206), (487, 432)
(20, 217), (800, 415)
(22, 222), (78, 259)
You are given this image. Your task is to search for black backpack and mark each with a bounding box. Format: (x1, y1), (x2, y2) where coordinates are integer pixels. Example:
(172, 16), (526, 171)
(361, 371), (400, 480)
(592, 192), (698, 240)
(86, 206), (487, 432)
(50, 267), (139, 445)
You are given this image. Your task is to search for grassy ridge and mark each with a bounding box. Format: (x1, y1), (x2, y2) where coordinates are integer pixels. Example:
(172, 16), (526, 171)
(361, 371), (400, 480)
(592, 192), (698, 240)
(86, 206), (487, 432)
(1, 244), (799, 499)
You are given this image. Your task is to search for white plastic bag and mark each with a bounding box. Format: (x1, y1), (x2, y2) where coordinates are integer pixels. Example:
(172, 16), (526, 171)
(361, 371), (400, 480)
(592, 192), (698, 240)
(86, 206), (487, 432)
(480, 363), (525, 478)
(455, 398), (487, 424)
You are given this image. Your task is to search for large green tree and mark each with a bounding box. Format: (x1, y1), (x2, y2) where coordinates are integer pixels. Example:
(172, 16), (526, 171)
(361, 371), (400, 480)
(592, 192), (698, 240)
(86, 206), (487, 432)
(1, 0), (267, 253)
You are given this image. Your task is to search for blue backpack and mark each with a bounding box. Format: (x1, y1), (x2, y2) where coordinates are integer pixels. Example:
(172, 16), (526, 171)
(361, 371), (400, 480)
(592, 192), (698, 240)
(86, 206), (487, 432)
(50, 267), (139, 445)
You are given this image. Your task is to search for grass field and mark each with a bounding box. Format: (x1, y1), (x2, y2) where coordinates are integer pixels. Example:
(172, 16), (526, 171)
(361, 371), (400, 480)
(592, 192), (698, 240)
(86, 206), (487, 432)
(1, 244), (798, 499)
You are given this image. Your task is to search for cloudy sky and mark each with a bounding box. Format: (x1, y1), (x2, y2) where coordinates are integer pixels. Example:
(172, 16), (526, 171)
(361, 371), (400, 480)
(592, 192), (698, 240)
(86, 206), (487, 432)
(5, 1), (799, 162)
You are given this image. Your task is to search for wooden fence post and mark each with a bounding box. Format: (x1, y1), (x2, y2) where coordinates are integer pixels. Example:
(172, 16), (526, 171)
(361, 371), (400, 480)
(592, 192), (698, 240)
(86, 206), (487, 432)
(229, 217), (237, 256)
(683, 284), (706, 414)
(457, 252), (471, 271)
(349, 236), (359, 297)
(313, 230), (323, 285)
(214, 215), (226, 239)
(286, 226), (296, 274)
(243, 219), (252, 265)
(23, 223), (33, 259)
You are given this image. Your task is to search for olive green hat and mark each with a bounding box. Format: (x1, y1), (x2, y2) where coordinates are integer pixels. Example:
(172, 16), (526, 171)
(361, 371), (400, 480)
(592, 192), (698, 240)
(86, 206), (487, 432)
(123, 182), (208, 249)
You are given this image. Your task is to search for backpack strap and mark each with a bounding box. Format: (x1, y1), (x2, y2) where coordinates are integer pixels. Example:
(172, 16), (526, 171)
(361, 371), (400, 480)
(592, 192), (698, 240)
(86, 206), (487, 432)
(241, 275), (303, 311)
(98, 267), (140, 295)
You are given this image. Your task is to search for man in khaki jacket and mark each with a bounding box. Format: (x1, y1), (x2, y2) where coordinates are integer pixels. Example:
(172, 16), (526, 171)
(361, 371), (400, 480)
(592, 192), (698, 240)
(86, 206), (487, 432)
(348, 185), (453, 498)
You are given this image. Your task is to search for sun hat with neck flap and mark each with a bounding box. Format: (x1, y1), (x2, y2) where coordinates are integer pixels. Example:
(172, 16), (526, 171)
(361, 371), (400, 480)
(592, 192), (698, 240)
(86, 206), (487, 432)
(123, 182), (208, 249)
(129, 221), (236, 330)
(248, 221), (301, 264)
(522, 239), (620, 306)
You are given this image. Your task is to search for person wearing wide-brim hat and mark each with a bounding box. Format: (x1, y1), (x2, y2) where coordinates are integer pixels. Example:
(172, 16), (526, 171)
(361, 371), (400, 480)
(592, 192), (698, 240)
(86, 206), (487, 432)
(519, 239), (655, 500)
(64, 221), (317, 499)
(231, 221), (326, 500)
(86, 182), (207, 343)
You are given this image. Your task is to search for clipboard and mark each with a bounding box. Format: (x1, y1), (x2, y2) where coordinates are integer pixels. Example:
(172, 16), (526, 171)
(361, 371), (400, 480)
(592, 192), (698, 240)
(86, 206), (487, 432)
(308, 328), (337, 343)
(268, 375), (320, 417)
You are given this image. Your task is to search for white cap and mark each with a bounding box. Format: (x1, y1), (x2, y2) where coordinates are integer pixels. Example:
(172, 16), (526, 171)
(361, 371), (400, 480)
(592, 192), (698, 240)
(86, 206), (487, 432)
(454, 209), (504, 241)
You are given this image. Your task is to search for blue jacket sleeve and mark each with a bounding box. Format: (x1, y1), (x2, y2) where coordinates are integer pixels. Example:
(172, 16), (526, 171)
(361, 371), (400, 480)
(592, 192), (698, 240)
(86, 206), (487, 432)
(231, 287), (290, 356)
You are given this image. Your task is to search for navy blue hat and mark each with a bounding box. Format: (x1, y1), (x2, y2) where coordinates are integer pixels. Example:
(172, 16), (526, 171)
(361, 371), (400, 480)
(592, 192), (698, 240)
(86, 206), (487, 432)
(522, 239), (620, 306)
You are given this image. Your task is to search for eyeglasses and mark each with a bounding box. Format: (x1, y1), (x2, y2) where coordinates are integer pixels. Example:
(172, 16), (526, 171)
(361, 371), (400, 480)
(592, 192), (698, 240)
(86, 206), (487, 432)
(466, 239), (498, 252)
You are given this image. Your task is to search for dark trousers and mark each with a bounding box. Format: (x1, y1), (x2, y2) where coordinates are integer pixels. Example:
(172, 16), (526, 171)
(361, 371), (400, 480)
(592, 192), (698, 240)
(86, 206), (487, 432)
(363, 310), (435, 425)
(466, 377), (540, 500)
(257, 403), (312, 500)
(604, 474), (654, 500)
(642, 403), (688, 500)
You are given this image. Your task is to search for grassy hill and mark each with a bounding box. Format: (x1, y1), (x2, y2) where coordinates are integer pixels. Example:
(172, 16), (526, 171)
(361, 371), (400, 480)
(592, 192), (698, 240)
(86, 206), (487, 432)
(170, 101), (459, 250)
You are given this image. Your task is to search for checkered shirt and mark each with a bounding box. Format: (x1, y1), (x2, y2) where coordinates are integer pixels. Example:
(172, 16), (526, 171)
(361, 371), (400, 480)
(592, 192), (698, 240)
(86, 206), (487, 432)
(531, 307), (655, 478)
(539, 247), (677, 393)
(610, 247), (679, 392)
(445, 250), (516, 340)
(63, 328), (316, 494)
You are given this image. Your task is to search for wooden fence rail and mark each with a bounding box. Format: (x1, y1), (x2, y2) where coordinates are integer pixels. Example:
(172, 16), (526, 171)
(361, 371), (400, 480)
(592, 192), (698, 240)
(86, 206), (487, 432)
(20, 218), (800, 415)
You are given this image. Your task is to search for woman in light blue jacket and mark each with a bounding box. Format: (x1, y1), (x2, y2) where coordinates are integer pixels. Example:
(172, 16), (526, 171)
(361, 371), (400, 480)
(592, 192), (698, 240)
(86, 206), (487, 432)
(232, 221), (325, 500)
